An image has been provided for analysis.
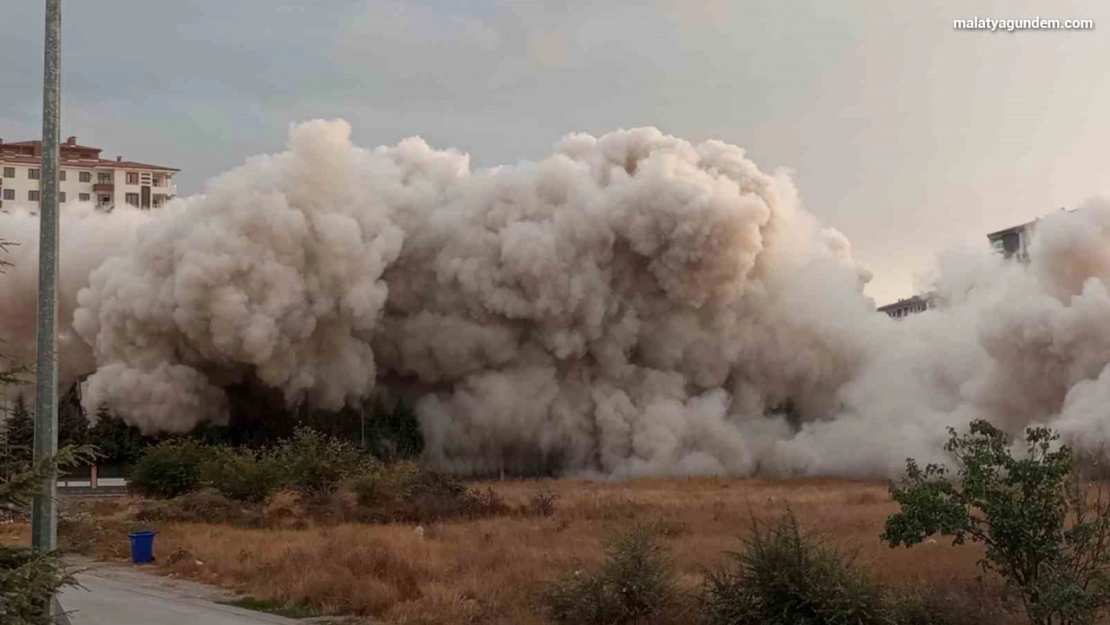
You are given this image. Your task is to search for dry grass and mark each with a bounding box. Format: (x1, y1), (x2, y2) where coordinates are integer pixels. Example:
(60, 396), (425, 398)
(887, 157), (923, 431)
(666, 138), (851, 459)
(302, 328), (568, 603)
(46, 477), (1012, 624)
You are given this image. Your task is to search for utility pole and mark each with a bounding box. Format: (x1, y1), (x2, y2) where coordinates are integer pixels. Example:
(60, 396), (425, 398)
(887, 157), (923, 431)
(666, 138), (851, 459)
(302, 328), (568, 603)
(32, 0), (61, 554)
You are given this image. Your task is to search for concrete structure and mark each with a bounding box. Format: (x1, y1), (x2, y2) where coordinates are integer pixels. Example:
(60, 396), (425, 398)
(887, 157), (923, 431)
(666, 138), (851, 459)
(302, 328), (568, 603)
(877, 293), (934, 319)
(986, 207), (1078, 263)
(879, 208), (1079, 318)
(986, 219), (1037, 263)
(0, 136), (178, 211)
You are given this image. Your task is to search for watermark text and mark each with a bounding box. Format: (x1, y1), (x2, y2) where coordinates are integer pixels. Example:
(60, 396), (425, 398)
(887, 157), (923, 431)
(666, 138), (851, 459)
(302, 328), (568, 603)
(954, 17), (1094, 32)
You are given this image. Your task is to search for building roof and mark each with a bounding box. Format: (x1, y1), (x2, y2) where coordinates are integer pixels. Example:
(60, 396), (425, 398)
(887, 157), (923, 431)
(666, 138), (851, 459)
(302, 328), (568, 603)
(876, 293), (931, 313)
(0, 137), (177, 172)
(0, 154), (179, 172)
(0, 139), (102, 152)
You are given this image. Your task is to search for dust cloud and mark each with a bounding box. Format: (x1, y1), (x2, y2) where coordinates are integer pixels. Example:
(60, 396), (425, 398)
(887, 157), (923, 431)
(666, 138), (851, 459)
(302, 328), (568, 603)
(3, 120), (1109, 478)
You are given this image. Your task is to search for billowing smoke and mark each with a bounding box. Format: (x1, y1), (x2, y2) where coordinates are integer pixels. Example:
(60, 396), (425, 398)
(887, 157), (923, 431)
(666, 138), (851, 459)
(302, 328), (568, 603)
(3, 119), (1110, 478)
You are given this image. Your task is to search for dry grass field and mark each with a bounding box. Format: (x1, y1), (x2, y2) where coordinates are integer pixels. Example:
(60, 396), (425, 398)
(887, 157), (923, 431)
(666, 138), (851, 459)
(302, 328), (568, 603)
(3, 478), (1019, 624)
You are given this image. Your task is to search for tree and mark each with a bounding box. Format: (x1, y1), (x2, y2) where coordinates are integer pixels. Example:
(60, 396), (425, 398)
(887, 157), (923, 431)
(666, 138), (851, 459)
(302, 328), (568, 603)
(6, 394), (35, 468)
(364, 398), (424, 463)
(87, 404), (147, 466)
(882, 420), (1110, 625)
(57, 384), (89, 449)
(0, 445), (95, 624)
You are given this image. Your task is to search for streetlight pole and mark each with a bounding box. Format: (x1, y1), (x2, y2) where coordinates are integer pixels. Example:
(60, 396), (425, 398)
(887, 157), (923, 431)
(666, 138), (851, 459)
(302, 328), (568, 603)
(31, 0), (61, 554)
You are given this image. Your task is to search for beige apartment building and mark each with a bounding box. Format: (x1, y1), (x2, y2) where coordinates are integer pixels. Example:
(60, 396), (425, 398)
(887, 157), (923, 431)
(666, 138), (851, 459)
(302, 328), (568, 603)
(0, 136), (178, 211)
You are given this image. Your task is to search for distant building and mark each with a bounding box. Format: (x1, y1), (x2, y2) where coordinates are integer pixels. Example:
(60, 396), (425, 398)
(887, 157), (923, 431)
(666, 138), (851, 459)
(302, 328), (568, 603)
(877, 293), (934, 319)
(0, 136), (178, 211)
(986, 220), (1036, 263)
(986, 207), (1077, 263)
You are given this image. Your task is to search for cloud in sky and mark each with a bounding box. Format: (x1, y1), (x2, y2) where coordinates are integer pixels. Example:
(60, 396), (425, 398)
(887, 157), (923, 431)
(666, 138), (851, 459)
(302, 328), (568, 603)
(2, 0), (1109, 303)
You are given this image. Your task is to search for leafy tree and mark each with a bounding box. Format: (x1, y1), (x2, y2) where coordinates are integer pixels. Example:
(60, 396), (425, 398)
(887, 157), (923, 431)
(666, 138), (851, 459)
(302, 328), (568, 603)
(6, 394), (35, 468)
(129, 439), (214, 499)
(882, 420), (1110, 625)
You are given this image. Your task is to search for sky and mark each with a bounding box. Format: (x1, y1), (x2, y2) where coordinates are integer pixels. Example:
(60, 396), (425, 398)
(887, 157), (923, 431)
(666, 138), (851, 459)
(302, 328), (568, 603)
(1, 0), (1109, 304)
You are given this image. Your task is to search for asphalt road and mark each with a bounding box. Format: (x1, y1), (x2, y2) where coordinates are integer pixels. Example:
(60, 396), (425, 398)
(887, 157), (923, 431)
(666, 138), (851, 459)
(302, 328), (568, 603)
(58, 564), (305, 625)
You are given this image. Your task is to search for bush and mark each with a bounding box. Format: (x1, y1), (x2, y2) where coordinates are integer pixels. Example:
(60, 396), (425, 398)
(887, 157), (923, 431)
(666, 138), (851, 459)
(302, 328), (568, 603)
(200, 446), (280, 503)
(272, 427), (371, 496)
(544, 524), (675, 625)
(701, 511), (889, 625)
(529, 485), (560, 517)
(135, 490), (260, 526)
(882, 420), (1110, 625)
(130, 439), (214, 498)
(348, 461), (491, 523)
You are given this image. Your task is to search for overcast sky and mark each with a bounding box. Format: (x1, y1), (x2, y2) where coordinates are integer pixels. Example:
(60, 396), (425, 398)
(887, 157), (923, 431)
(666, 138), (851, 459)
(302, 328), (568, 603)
(2, 0), (1108, 304)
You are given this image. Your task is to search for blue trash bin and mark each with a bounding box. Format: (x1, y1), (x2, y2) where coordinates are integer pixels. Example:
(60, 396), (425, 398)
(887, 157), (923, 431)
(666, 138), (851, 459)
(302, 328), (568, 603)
(129, 531), (157, 564)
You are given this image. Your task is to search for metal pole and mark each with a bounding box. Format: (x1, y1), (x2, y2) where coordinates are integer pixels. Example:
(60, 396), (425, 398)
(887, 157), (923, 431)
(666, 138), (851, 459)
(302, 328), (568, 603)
(32, 0), (61, 553)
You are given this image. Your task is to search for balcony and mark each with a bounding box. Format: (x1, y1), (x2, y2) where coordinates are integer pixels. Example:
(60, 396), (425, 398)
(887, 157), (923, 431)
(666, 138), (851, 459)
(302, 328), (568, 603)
(93, 183), (114, 192)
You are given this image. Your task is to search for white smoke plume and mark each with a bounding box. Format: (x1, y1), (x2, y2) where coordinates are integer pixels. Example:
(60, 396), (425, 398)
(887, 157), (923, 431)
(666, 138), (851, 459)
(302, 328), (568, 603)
(3, 119), (1110, 478)
(0, 203), (155, 383)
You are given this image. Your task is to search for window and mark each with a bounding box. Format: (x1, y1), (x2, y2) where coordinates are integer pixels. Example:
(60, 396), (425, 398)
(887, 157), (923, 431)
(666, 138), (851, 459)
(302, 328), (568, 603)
(2, 167), (14, 178)
(79, 193), (90, 202)
(2, 189), (13, 201)
(97, 172), (112, 183)
(125, 193), (139, 206)
(59, 170), (66, 181)
(29, 168), (40, 180)
(28, 190), (40, 202)
(97, 195), (111, 207)
(79, 171), (91, 183)
(59, 192), (66, 203)
(126, 172), (139, 185)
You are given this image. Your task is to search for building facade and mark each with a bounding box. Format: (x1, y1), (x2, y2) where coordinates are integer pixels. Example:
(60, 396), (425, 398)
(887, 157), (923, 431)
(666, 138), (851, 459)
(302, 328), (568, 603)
(0, 136), (178, 211)
(878, 209), (1075, 319)
(877, 293), (934, 319)
(986, 219), (1036, 263)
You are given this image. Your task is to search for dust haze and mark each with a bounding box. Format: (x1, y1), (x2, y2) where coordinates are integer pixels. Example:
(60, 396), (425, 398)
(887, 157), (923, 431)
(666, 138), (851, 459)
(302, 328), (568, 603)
(3, 120), (1108, 478)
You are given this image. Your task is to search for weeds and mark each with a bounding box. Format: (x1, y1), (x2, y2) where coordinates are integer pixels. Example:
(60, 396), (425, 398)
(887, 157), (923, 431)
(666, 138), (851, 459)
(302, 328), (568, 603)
(702, 510), (889, 625)
(544, 523), (676, 625)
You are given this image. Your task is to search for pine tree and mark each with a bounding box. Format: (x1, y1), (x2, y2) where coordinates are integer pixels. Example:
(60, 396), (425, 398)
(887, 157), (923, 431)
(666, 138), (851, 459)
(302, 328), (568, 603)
(58, 396), (90, 449)
(6, 393), (34, 468)
(89, 404), (147, 466)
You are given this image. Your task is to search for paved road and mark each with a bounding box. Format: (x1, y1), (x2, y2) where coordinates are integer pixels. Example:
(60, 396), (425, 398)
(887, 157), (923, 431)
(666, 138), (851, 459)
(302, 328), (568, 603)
(59, 563), (306, 625)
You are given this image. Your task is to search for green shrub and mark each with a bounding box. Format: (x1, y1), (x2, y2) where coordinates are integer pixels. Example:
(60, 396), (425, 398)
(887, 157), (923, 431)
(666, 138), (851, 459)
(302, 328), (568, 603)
(200, 446), (280, 503)
(701, 511), (889, 625)
(882, 420), (1110, 625)
(544, 524), (675, 625)
(272, 427), (371, 496)
(130, 439), (214, 498)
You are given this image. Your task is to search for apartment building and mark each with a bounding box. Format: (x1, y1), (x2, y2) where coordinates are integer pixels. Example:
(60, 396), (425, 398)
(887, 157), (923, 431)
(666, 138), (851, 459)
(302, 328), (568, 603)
(986, 219), (1036, 263)
(879, 208), (1078, 319)
(877, 293), (935, 319)
(0, 136), (178, 211)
